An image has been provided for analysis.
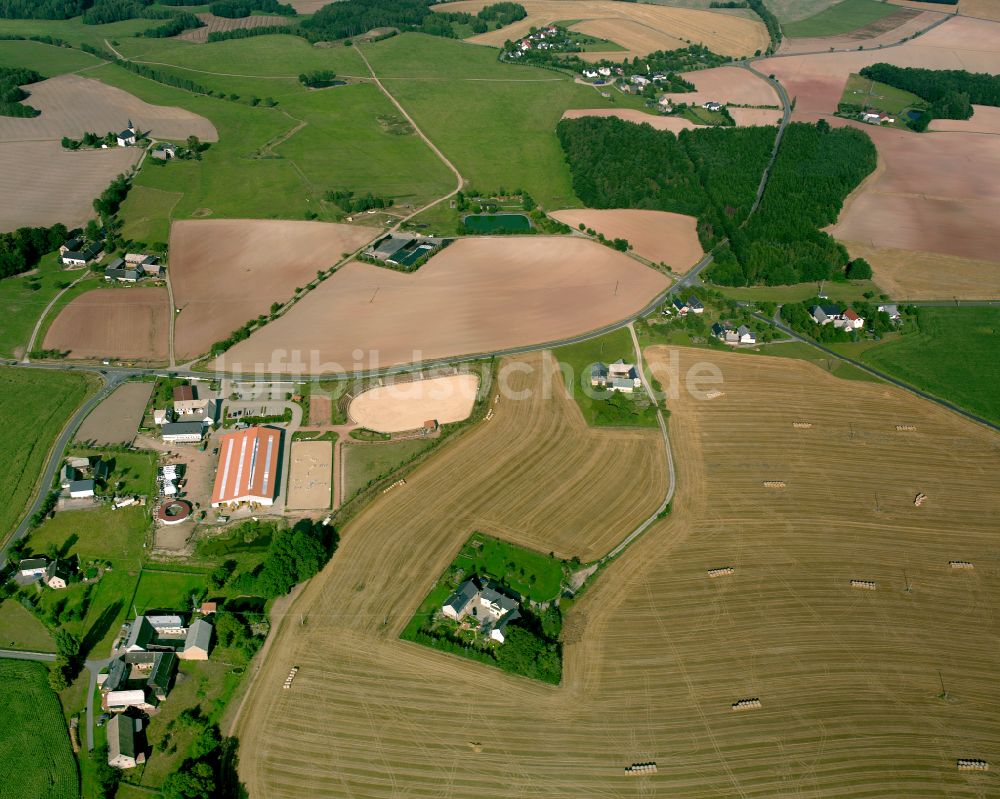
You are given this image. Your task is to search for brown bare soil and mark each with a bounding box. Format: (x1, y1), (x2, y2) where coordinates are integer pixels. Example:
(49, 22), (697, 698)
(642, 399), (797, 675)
(0, 141), (139, 230)
(0, 74), (217, 143)
(75, 381), (153, 446)
(929, 105), (1000, 133)
(176, 12), (292, 43)
(778, 9), (941, 54)
(435, 0), (769, 57)
(213, 237), (670, 374)
(43, 288), (169, 361)
(958, 0), (1000, 21)
(236, 347), (1000, 799)
(308, 394), (332, 426)
(286, 441), (333, 510)
(662, 65), (780, 108)
(348, 374), (480, 432)
(170, 219), (377, 360)
(550, 209), (704, 272)
(561, 107), (695, 133)
(842, 242), (1000, 300)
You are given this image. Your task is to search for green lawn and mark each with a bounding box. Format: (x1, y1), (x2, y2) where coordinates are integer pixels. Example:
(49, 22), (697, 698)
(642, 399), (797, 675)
(680, 105), (730, 126)
(0, 39), (102, 75)
(756, 341), (883, 382)
(131, 569), (207, 614)
(859, 307), (1000, 425)
(0, 369), (95, 541)
(714, 280), (881, 304)
(0, 15), (159, 50)
(0, 253), (98, 360)
(119, 185), (183, 245)
(343, 439), (435, 499)
(840, 73), (927, 117)
(553, 328), (659, 428)
(0, 600), (54, 652)
(0, 660), (79, 799)
(783, 0), (900, 37)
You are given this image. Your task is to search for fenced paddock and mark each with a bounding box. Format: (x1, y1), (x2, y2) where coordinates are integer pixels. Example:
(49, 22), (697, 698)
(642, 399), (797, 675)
(236, 348), (1000, 799)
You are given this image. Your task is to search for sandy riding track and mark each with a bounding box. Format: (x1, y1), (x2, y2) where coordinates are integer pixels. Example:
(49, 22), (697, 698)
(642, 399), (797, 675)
(0, 74), (217, 143)
(551, 209), (704, 272)
(0, 141), (139, 231)
(236, 347), (1000, 798)
(43, 287), (170, 361)
(286, 440), (333, 510)
(436, 0), (769, 58)
(349, 373), (480, 432)
(170, 219), (377, 361)
(214, 237), (670, 374)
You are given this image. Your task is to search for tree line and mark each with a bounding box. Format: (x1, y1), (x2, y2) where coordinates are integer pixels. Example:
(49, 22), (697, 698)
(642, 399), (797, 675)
(325, 189), (394, 213)
(0, 65), (42, 118)
(860, 63), (1000, 122)
(209, 0), (296, 18)
(746, 0), (781, 54)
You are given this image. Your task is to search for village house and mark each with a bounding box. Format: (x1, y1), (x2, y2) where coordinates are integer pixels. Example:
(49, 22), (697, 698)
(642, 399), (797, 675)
(810, 304), (865, 330)
(442, 577), (522, 644)
(598, 66), (612, 77)
(153, 408), (172, 426)
(60, 241), (101, 267)
(861, 111), (894, 125)
(125, 253), (162, 278)
(44, 560), (72, 590)
(116, 121), (138, 147)
(687, 296), (704, 314)
(672, 296), (689, 315)
(178, 618), (213, 660)
(711, 322), (740, 345)
(59, 237), (82, 256)
(582, 68), (598, 79)
(69, 479), (96, 499)
(151, 143), (177, 160)
(737, 324), (757, 345)
(658, 96), (673, 113)
(105, 689), (157, 714)
(107, 713), (146, 769)
(591, 359), (641, 393)
(631, 74), (650, 87)
(60, 463), (78, 488)
(879, 303), (901, 322)
(16, 558), (48, 582)
(104, 257), (143, 283)
(841, 308), (865, 330)
(160, 421), (204, 444)
(702, 101), (723, 112)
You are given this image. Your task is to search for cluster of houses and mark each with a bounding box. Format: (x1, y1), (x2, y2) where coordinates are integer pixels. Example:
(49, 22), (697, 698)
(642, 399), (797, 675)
(810, 304), (866, 330)
(508, 25), (571, 56)
(157, 385), (218, 444)
(14, 557), (74, 590)
(712, 323), (757, 346)
(669, 295), (704, 316)
(59, 237), (102, 267)
(100, 612), (215, 769)
(105, 253), (163, 284)
(590, 359), (642, 393)
(442, 577), (521, 644)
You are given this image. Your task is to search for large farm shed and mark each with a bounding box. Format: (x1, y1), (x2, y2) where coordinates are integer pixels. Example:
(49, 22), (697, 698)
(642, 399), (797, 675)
(211, 426), (283, 507)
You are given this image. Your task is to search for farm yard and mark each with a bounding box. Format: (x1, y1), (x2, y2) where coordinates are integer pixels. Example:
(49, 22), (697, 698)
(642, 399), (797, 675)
(348, 374), (480, 433)
(235, 347), (1000, 799)
(286, 440), (333, 510)
(176, 13), (293, 44)
(170, 219), (376, 360)
(0, 660), (78, 799)
(43, 288), (170, 362)
(439, 0), (770, 57)
(74, 381), (153, 446)
(550, 209), (703, 272)
(214, 237), (670, 373)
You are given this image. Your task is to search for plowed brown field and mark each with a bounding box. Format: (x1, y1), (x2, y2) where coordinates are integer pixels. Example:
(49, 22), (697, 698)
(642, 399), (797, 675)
(778, 7), (941, 54)
(43, 287), (169, 361)
(176, 12), (291, 43)
(214, 237), (670, 374)
(0, 74), (217, 142)
(662, 64), (780, 108)
(236, 347), (1000, 799)
(551, 208), (704, 271)
(170, 219), (377, 360)
(434, 0), (769, 57)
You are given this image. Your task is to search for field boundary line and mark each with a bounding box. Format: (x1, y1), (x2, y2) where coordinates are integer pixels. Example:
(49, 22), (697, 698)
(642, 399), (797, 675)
(22, 270), (90, 363)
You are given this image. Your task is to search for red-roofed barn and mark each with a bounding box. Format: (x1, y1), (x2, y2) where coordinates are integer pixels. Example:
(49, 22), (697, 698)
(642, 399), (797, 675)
(211, 426), (283, 507)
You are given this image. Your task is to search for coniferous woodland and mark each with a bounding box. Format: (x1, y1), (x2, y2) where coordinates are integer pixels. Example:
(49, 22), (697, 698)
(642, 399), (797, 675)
(0, 66), (42, 118)
(860, 63), (1000, 122)
(557, 118), (877, 285)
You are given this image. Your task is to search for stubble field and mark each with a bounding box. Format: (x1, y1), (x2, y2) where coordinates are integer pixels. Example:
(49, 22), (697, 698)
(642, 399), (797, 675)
(439, 0), (769, 57)
(235, 347), (1000, 798)
(550, 208), (704, 271)
(214, 237), (670, 374)
(43, 287), (169, 361)
(170, 219), (377, 360)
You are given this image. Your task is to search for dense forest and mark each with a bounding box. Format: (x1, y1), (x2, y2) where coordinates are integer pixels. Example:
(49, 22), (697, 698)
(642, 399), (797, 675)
(556, 116), (774, 244)
(138, 11), (204, 37)
(209, 0), (296, 18)
(0, 224), (70, 280)
(860, 63), (1000, 121)
(0, 66), (42, 117)
(0, 0), (88, 19)
(558, 117), (876, 285)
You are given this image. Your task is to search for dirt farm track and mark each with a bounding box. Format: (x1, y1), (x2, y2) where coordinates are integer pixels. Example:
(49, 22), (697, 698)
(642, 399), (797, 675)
(235, 349), (1000, 798)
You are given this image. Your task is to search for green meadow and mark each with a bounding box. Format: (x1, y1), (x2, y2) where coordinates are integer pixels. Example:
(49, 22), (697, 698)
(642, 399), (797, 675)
(0, 39), (101, 74)
(783, 0), (900, 38)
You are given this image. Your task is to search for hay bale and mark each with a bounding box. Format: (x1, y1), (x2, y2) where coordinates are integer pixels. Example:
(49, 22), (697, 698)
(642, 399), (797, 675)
(895, 424), (916, 431)
(957, 759), (988, 771)
(949, 561), (974, 570)
(705, 390), (725, 399)
(850, 580), (877, 590)
(731, 698), (762, 710)
(914, 493), (927, 507)
(707, 567), (735, 578)
(792, 422), (812, 429)
(763, 481), (786, 488)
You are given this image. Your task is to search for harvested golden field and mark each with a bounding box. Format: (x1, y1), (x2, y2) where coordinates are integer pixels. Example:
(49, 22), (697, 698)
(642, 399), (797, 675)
(170, 219), (377, 360)
(436, 0), (769, 57)
(728, 106), (782, 125)
(348, 373), (480, 432)
(214, 237), (670, 374)
(176, 12), (292, 43)
(236, 347), (1000, 798)
(662, 64), (780, 107)
(561, 106), (695, 132)
(825, 118), (1000, 270)
(43, 287), (169, 361)
(777, 7), (941, 54)
(0, 141), (139, 230)
(550, 208), (703, 271)
(843, 241), (1000, 300)
(0, 74), (217, 143)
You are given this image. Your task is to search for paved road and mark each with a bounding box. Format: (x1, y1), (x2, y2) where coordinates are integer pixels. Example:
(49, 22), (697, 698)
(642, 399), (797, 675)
(752, 311), (1000, 434)
(0, 371), (122, 564)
